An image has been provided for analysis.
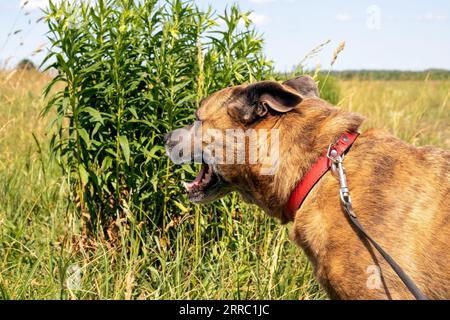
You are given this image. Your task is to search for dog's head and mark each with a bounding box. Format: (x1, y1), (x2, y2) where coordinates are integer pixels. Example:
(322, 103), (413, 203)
(164, 76), (363, 220)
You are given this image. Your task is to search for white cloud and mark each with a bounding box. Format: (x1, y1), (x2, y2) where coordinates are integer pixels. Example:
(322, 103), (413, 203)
(20, 0), (48, 10)
(335, 13), (351, 22)
(249, 12), (270, 26)
(417, 13), (448, 21)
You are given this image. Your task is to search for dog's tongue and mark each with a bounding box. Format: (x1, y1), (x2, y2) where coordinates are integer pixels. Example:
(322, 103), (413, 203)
(183, 164), (207, 191)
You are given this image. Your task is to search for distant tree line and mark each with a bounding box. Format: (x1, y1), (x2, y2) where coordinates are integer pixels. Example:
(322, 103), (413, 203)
(323, 69), (450, 81)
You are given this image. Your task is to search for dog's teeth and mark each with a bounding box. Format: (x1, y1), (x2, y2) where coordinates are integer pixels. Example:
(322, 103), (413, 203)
(183, 182), (194, 191)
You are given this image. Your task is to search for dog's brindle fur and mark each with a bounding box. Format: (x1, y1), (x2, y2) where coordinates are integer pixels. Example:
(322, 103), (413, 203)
(165, 77), (450, 299)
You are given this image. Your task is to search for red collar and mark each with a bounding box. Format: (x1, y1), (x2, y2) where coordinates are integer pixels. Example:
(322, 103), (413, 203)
(283, 132), (359, 221)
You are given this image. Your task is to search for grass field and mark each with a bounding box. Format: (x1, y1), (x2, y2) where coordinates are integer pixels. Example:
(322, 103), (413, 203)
(0, 70), (448, 299)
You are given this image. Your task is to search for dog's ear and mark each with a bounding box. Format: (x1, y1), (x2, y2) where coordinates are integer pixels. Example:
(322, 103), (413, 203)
(248, 80), (304, 113)
(283, 75), (319, 98)
(228, 81), (304, 124)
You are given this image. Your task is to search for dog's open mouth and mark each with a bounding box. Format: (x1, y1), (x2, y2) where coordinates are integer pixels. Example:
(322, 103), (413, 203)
(183, 163), (222, 202)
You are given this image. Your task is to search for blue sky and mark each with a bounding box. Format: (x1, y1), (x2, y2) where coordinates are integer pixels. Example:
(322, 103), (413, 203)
(0, 0), (449, 71)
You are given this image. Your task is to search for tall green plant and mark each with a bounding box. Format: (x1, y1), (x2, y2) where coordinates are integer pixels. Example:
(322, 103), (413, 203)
(42, 0), (273, 236)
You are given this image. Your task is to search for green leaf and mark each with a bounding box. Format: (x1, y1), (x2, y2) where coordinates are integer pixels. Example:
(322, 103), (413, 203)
(78, 128), (90, 148)
(181, 164), (195, 175)
(78, 164), (89, 187)
(128, 107), (138, 119)
(119, 135), (130, 165)
(102, 156), (113, 171)
(83, 107), (104, 124)
(147, 145), (165, 159)
(173, 200), (189, 213)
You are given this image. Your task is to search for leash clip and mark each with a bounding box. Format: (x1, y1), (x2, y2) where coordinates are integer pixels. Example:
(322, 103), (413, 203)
(326, 145), (356, 218)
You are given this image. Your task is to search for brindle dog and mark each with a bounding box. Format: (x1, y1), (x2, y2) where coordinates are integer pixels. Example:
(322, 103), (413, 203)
(164, 76), (450, 299)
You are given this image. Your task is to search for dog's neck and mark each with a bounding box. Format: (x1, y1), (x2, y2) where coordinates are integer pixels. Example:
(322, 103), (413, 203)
(265, 99), (365, 222)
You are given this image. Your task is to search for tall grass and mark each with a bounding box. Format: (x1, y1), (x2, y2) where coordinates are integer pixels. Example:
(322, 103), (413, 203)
(339, 79), (449, 148)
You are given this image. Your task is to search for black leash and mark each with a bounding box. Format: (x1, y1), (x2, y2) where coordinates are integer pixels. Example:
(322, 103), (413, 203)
(327, 146), (428, 300)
